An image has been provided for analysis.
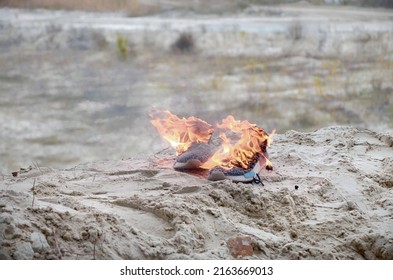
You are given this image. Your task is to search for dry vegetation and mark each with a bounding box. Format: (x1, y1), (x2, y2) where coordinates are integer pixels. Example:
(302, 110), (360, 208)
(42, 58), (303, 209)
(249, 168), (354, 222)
(1, 0), (392, 15)
(0, 0), (159, 16)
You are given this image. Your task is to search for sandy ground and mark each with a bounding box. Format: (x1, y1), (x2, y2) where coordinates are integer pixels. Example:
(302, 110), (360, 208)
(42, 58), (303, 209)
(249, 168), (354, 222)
(1, 126), (392, 260)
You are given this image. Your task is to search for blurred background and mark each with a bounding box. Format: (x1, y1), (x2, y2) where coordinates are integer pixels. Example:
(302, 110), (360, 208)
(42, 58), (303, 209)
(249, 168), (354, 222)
(0, 0), (392, 174)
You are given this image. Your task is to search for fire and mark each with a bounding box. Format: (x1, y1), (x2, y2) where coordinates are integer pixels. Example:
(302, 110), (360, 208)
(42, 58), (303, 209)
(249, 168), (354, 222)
(150, 110), (214, 155)
(150, 110), (274, 170)
(201, 115), (272, 170)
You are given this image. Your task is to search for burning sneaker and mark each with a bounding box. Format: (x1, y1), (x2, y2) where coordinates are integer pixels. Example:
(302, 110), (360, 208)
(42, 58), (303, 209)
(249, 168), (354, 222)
(150, 110), (274, 182)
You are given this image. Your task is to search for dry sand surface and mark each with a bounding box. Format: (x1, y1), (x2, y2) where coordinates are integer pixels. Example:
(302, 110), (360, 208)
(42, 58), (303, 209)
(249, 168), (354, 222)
(1, 126), (393, 260)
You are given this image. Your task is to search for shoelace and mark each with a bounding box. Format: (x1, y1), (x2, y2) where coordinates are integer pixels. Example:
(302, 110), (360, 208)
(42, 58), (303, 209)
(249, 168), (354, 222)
(253, 173), (264, 186)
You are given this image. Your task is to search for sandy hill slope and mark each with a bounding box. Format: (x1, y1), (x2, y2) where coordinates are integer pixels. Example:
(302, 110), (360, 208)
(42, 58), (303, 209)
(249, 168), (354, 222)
(1, 126), (392, 260)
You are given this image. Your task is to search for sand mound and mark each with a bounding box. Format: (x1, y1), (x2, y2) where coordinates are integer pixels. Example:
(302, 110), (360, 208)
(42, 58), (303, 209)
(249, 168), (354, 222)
(1, 126), (392, 260)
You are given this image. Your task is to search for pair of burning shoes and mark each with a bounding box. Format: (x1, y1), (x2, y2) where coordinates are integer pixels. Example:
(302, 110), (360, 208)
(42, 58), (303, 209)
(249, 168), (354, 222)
(173, 142), (272, 184)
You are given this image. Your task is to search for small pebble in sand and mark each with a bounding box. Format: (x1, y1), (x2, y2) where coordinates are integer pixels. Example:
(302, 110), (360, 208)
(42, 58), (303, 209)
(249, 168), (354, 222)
(295, 185), (299, 190)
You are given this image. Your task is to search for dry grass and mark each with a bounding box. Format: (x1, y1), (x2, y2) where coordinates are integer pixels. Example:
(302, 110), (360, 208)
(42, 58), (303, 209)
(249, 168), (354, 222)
(0, 0), (316, 14)
(1, 0), (391, 14)
(0, 0), (257, 15)
(0, 0), (229, 13)
(1, 0), (159, 16)
(2, 0), (126, 11)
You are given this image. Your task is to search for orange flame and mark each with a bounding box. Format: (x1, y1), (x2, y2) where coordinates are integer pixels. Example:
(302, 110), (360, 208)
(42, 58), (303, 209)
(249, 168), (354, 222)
(201, 115), (272, 170)
(150, 110), (274, 170)
(150, 110), (214, 155)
